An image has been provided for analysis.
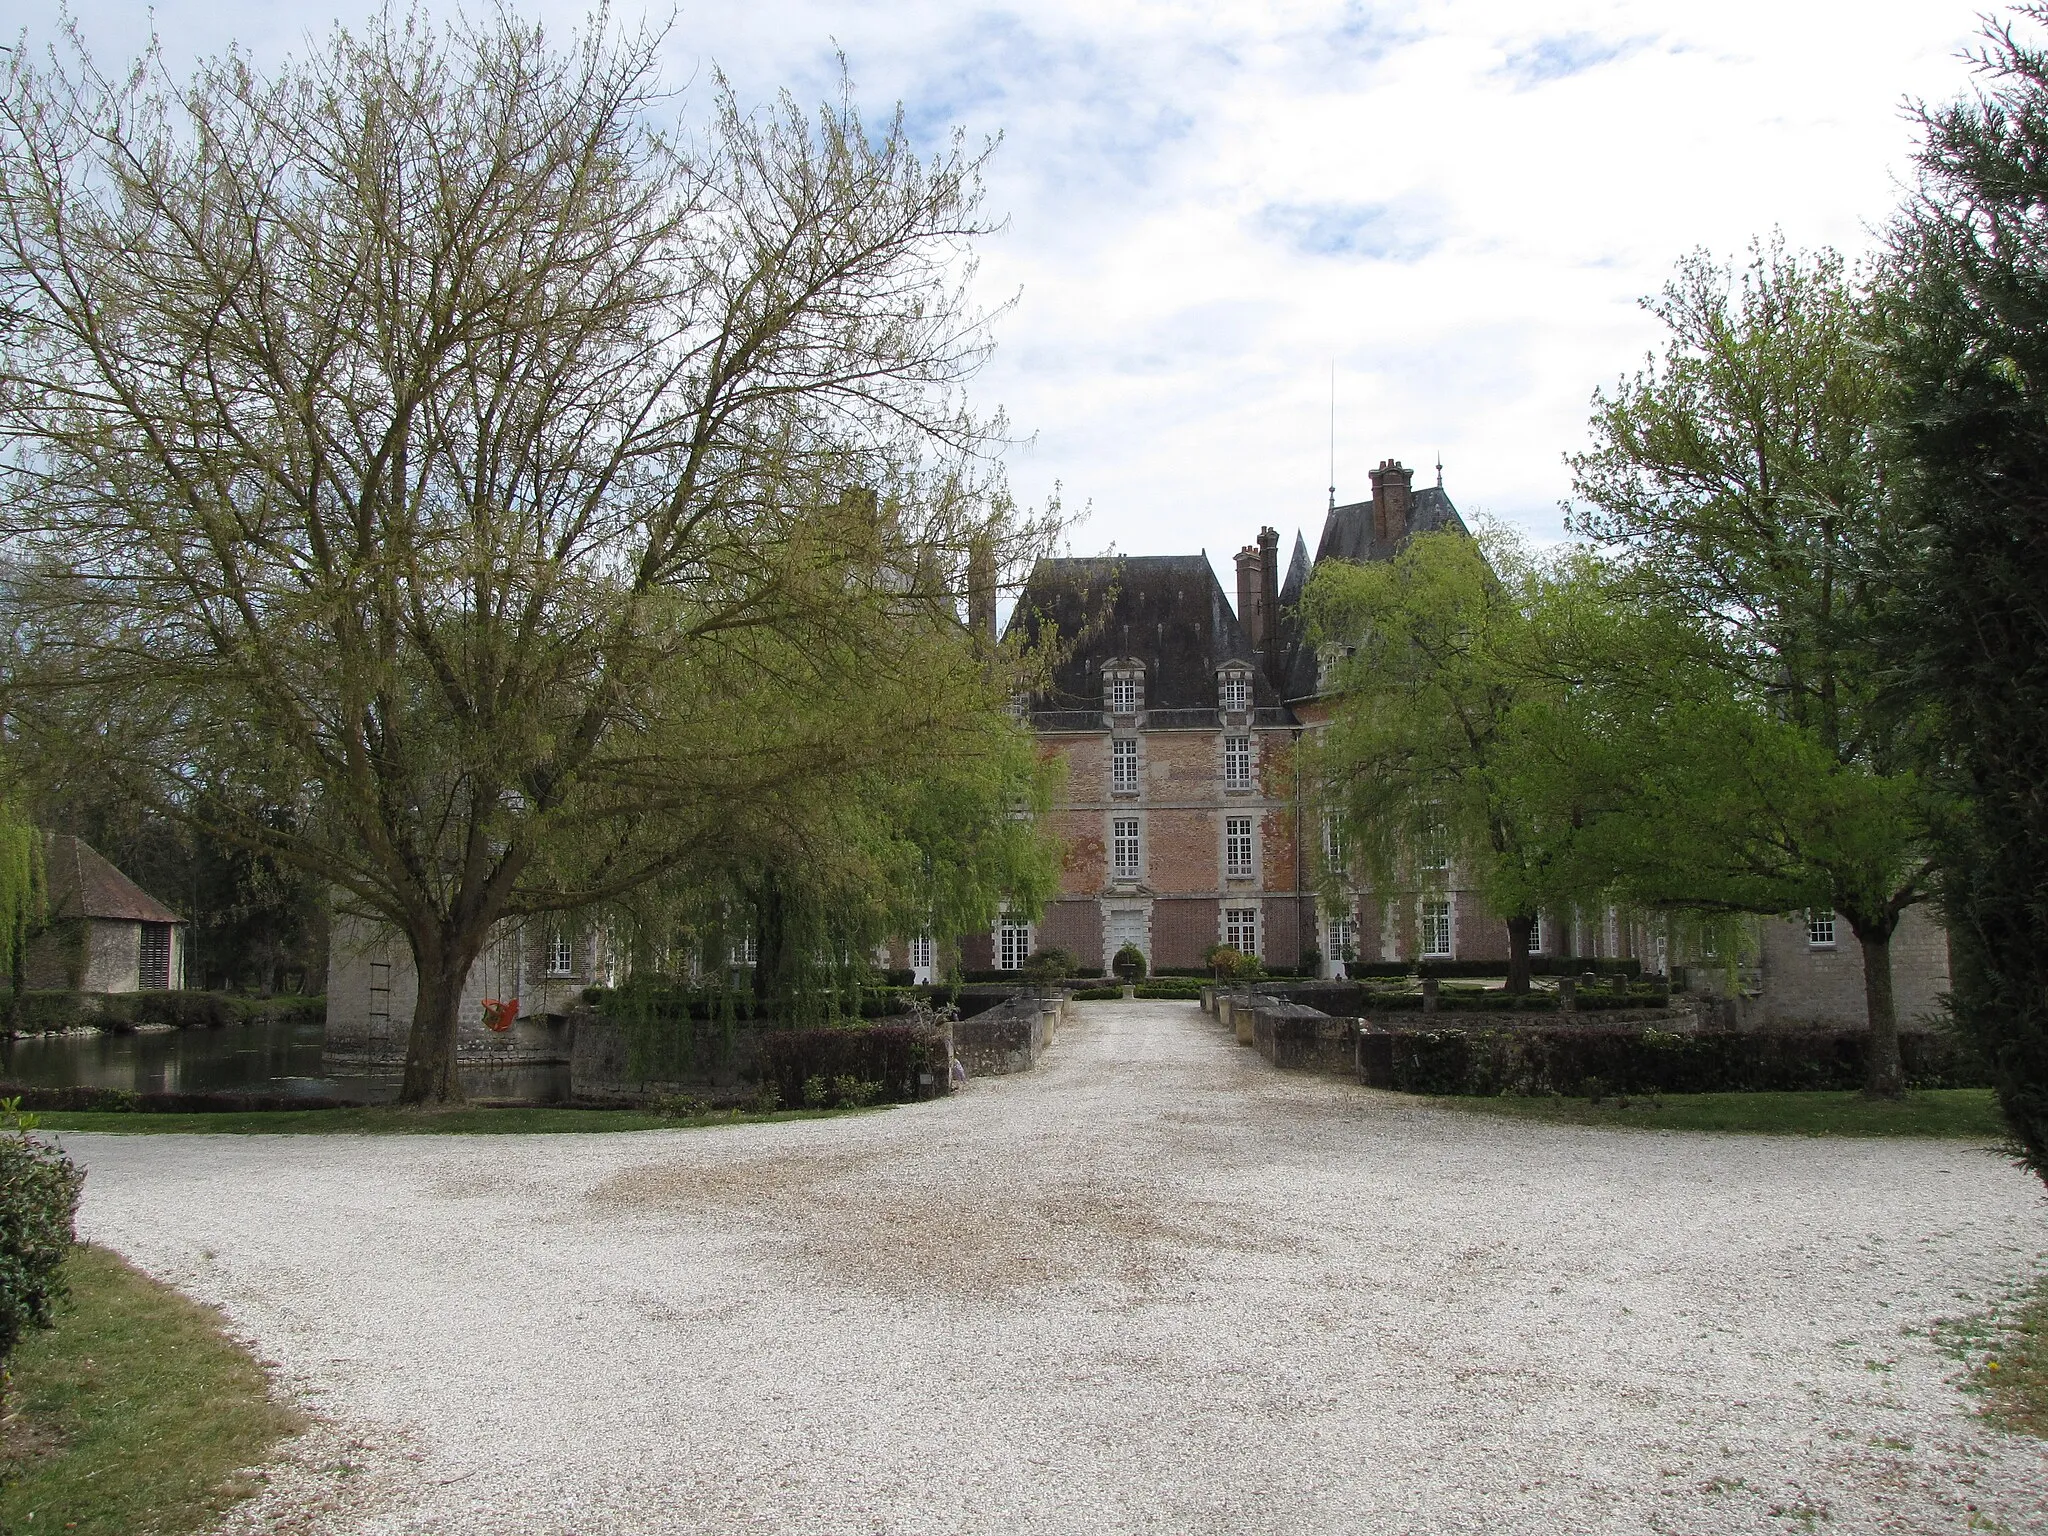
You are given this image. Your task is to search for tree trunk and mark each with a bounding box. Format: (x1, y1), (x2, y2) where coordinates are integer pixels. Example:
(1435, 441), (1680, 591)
(399, 957), (468, 1105)
(1851, 914), (1903, 1100)
(1504, 915), (1535, 994)
(752, 869), (795, 1020)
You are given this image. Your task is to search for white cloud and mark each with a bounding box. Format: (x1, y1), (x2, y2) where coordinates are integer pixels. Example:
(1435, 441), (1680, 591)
(50, 0), (1993, 574)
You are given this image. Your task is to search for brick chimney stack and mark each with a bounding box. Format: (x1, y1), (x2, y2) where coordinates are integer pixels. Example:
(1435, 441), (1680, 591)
(1370, 459), (1415, 546)
(1235, 543), (1263, 649)
(1257, 526), (1281, 685)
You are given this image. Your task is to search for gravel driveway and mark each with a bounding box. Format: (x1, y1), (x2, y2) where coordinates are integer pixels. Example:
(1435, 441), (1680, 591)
(69, 999), (2048, 1534)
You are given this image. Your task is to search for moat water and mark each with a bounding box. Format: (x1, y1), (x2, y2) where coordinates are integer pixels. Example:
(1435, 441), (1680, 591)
(0, 1018), (572, 1104)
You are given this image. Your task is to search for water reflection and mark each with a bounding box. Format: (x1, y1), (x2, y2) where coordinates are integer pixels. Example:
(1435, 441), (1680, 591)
(0, 1018), (571, 1104)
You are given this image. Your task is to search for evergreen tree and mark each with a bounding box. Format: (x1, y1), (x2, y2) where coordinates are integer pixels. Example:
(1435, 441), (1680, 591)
(1885, 5), (2048, 1178)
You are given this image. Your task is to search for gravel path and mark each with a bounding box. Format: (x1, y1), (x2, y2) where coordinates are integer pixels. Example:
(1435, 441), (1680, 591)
(69, 999), (2048, 1535)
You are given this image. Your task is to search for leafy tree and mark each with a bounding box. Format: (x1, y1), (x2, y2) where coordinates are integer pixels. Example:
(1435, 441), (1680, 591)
(1568, 241), (1934, 1095)
(1883, 5), (2048, 1177)
(1302, 525), (1592, 993)
(0, 14), (1054, 1101)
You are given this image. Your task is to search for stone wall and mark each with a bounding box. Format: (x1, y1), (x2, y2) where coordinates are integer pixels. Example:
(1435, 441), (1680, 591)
(954, 992), (1066, 1078)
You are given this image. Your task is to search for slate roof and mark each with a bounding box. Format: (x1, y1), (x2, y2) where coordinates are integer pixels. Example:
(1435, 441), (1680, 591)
(1276, 487), (1469, 703)
(42, 834), (182, 925)
(1006, 554), (1284, 714)
(1312, 485), (1467, 566)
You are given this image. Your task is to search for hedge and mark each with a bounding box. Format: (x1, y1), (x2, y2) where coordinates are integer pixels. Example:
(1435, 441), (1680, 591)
(1362, 1025), (1991, 1097)
(1416, 957), (1644, 980)
(0, 1085), (369, 1112)
(1254, 983), (1664, 1015)
(0, 1129), (82, 1369)
(756, 1023), (950, 1108)
(0, 990), (326, 1033)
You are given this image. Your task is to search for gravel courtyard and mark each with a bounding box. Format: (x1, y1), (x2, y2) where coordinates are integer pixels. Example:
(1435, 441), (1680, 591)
(69, 998), (2048, 1535)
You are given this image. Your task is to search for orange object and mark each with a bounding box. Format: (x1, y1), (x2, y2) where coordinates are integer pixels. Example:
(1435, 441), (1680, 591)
(481, 998), (518, 1032)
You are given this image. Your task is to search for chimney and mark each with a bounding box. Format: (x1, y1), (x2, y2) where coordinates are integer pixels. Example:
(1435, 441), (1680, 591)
(966, 535), (997, 649)
(1257, 526), (1281, 686)
(1369, 459), (1414, 546)
(1235, 543), (1263, 649)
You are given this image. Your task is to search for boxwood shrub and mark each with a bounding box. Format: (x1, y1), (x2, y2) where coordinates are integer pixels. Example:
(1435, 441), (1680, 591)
(0, 1129), (83, 1371)
(1365, 1025), (1990, 1097)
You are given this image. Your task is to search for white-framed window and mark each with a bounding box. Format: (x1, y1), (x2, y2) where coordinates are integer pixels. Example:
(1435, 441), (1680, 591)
(1322, 812), (1345, 869)
(1807, 909), (1837, 948)
(909, 934), (934, 970)
(1419, 817), (1450, 874)
(1113, 816), (1141, 880)
(1420, 898), (1453, 958)
(545, 928), (574, 977)
(733, 933), (757, 967)
(1326, 915), (1357, 964)
(1529, 913), (1546, 954)
(1107, 672), (1138, 714)
(1225, 815), (1255, 878)
(1111, 736), (1138, 793)
(1224, 734), (1253, 790)
(1224, 906), (1259, 956)
(1219, 672), (1250, 712)
(997, 916), (1033, 970)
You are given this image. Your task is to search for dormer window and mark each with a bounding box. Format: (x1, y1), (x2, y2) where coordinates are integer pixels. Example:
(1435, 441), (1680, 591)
(1105, 667), (1141, 715)
(1219, 670), (1251, 712)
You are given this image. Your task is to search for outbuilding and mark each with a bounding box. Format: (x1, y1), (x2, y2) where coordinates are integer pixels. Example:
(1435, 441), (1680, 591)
(26, 834), (187, 993)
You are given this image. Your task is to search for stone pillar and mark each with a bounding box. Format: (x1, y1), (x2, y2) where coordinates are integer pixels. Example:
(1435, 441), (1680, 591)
(1421, 977), (1439, 1015)
(1557, 977), (1577, 1012)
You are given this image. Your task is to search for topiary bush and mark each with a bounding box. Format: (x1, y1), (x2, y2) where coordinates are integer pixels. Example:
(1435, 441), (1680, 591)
(1111, 943), (1146, 982)
(0, 1122), (83, 1386)
(1021, 947), (1076, 985)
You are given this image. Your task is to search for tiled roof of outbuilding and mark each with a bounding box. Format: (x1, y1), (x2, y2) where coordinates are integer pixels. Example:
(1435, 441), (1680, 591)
(42, 834), (182, 925)
(1007, 555), (1281, 712)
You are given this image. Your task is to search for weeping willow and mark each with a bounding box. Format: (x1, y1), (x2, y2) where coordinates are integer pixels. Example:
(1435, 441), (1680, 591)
(0, 803), (40, 985)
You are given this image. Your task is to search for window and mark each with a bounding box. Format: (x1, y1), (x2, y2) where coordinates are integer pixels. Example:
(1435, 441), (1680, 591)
(1112, 737), (1138, 793)
(1322, 813), (1347, 872)
(1420, 899), (1453, 958)
(1807, 910), (1837, 948)
(1224, 735), (1253, 790)
(1113, 817), (1141, 880)
(1225, 815), (1255, 878)
(1419, 817), (1450, 874)
(1326, 915), (1357, 964)
(909, 934), (934, 970)
(545, 928), (574, 977)
(998, 916), (1032, 970)
(1529, 913), (1546, 955)
(138, 923), (171, 991)
(1219, 672), (1250, 711)
(733, 933), (757, 967)
(1224, 906), (1259, 955)
(1108, 673), (1138, 714)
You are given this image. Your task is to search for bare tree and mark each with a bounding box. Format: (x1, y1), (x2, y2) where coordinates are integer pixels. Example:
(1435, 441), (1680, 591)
(0, 12), (1051, 1100)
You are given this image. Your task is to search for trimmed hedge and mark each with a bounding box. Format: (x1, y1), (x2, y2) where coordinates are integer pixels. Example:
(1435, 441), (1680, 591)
(1, 991), (326, 1033)
(0, 1085), (370, 1112)
(1363, 1025), (1991, 1097)
(0, 1130), (83, 1369)
(1417, 957), (1644, 980)
(1134, 979), (1207, 1000)
(1257, 983), (1664, 1015)
(756, 1023), (950, 1108)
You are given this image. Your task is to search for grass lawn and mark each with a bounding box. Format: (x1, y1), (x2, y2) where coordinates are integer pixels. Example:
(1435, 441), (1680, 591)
(1978, 1277), (2048, 1439)
(1429, 1087), (2008, 1139)
(0, 1243), (302, 1535)
(26, 1103), (882, 1135)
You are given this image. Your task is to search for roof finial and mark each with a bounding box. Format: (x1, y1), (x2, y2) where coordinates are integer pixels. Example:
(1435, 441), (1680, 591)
(1435, 451), (1444, 490)
(1328, 362), (1337, 513)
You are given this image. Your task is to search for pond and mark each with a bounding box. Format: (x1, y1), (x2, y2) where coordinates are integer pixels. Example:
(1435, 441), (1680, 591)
(0, 1017), (572, 1104)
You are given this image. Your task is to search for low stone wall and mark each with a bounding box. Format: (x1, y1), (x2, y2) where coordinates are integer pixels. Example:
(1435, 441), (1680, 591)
(954, 992), (1065, 1078)
(1253, 1008), (1358, 1073)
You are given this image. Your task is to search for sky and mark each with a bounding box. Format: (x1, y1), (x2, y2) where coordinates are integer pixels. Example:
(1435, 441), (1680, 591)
(42, 0), (1996, 576)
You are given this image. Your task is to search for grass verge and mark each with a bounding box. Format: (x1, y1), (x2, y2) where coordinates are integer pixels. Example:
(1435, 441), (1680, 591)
(1428, 1087), (2006, 1139)
(0, 1243), (302, 1535)
(28, 1103), (881, 1135)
